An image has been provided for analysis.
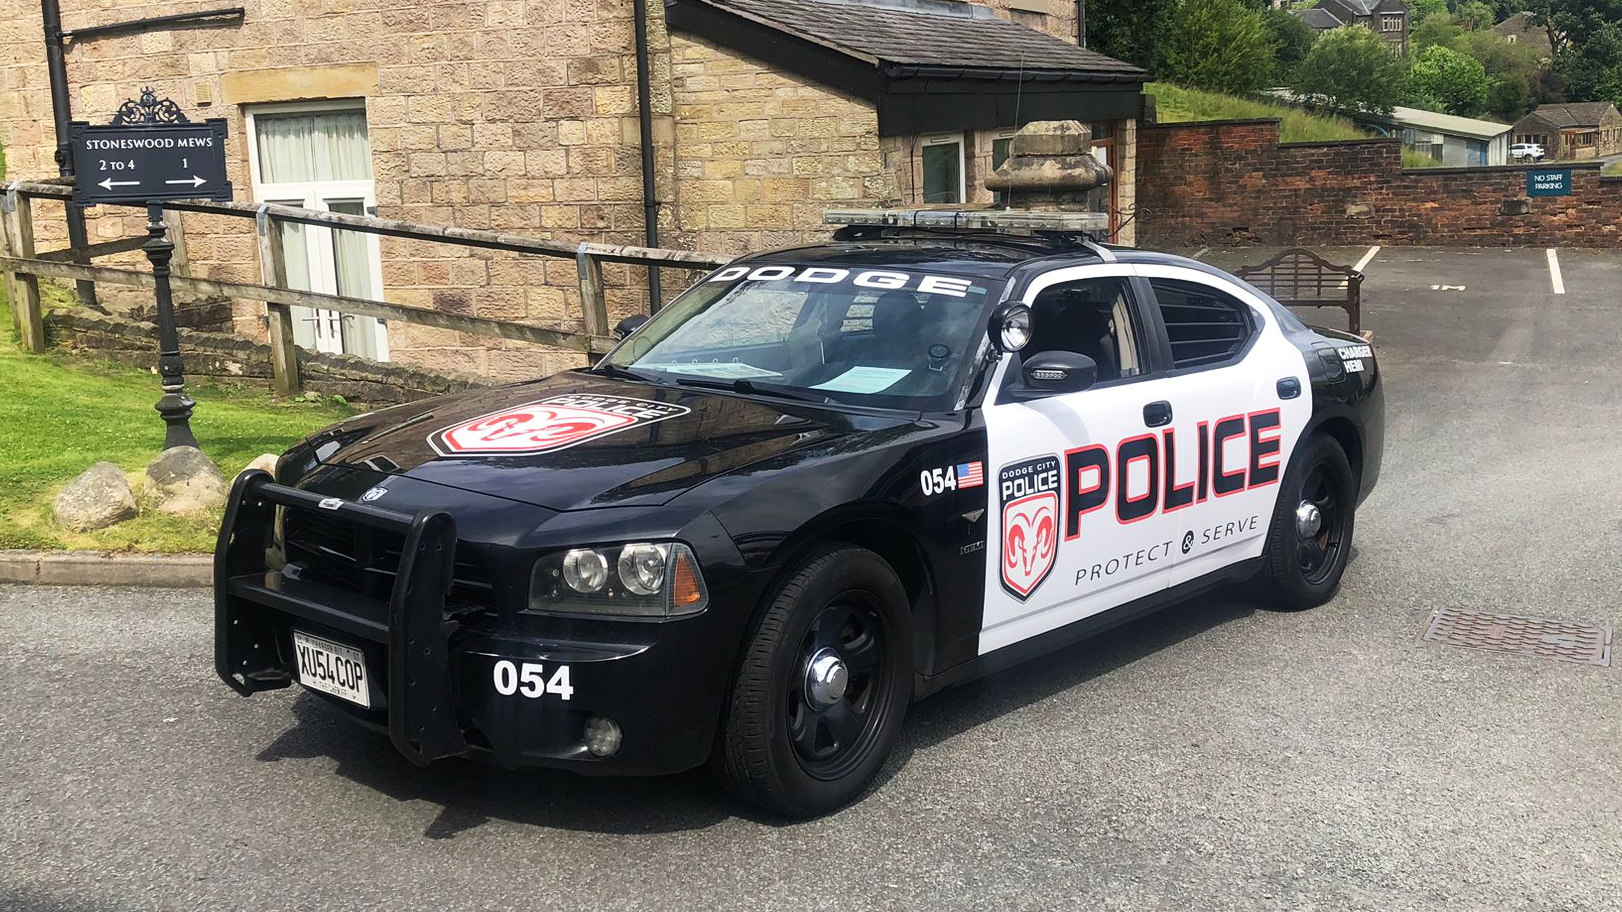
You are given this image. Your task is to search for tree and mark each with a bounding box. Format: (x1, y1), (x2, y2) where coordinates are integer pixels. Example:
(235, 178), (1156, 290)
(1558, 21), (1622, 106)
(1162, 0), (1276, 94)
(1453, 1), (1498, 29)
(1453, 30), (1546, 120)
(1087, 0), (1180, 74)
(1411, 13), (1465, 54)
(1292, 25), (1408, 114)
(1405, 44), (1493, 114)
(1265, 8), (1317, 82)
(1407, 0), (1449, 23)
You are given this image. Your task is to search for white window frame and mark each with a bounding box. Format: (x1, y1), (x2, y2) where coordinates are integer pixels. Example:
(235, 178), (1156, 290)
(244, 98), (389, 360)
(990, 129), (1018, 173)
(920, 132), (967, 205)
(1382, 14), (1402, 31)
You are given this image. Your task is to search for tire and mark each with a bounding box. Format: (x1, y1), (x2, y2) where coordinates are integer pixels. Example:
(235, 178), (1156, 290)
(713, 544), (913, 818)
(1251, 432), (1356, 611)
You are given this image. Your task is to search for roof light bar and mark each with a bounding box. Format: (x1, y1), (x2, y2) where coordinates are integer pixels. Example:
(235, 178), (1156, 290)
(824, 208), (1109, 232)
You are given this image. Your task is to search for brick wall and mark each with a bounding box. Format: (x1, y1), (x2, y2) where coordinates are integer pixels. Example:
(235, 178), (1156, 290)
(1137, 119), (1622, 247)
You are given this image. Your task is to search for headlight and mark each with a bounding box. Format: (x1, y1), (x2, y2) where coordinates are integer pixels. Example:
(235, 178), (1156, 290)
(531, 542), (709, 618)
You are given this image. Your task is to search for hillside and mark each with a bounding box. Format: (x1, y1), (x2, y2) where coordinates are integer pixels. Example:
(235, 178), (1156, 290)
(1148, 83), (1369, 144)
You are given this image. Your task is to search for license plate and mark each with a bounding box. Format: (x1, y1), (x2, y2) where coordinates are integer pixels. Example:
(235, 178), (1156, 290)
(292, 630), (371, 707)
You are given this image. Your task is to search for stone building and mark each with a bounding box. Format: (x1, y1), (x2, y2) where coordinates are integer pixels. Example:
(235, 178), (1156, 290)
(1512, 102), (1622, 162)
(1293, 0), (1409, 56)
(1, 0), (1145, 380)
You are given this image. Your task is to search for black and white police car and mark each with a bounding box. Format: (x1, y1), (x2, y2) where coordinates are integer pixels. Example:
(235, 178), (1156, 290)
(215, 210), (1383, 818)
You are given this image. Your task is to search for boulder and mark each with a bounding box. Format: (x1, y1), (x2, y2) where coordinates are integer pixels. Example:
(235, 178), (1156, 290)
(242, 453), (279, 477)
(145, 446), (229, 515)
(54, 462), (139, 532)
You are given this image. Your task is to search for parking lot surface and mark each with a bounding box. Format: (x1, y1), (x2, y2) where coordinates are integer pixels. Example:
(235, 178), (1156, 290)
(4, 246), (1620, 912)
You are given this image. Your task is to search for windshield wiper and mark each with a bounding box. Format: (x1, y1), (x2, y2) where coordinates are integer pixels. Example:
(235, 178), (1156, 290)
(674, 377), (828, 404)
(591, 362), (661, 383)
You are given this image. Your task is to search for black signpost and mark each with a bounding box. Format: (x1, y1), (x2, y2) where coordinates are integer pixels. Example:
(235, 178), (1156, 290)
(69, 88), (234, 449)
(67, 90), (232, 206)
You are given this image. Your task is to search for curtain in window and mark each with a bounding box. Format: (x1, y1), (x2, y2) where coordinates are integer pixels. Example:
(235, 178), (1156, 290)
(327, 199), (380, 360)
(255, 110), (372, 183)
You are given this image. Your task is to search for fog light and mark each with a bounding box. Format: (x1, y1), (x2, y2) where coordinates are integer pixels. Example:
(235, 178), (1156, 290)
(584, 715), (622, 757)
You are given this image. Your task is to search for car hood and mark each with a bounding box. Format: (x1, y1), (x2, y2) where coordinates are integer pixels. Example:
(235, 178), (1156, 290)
(307, 372), (897, 511)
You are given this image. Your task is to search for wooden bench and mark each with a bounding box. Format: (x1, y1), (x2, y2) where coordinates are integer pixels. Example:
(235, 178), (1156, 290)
(1235, 248), (1363, 335)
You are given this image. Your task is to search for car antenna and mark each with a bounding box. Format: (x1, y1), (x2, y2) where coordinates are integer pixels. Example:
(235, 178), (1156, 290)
(1006, 51), (1024, 213)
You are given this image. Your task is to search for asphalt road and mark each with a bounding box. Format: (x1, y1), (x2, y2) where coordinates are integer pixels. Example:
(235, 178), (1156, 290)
(5, 247), (1621, 912)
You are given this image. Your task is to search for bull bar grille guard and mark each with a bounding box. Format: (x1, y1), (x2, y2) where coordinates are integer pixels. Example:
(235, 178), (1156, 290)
(213, 470), (470, 765)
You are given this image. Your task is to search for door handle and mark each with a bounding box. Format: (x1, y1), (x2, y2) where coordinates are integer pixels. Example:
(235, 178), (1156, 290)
(1143, 400), (1172, 427)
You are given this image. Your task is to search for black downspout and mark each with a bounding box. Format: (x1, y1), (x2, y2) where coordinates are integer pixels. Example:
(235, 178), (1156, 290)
(1076, 0), (1087, 48)
(40, 0), (100, 310)
(632, 0), (663, 311)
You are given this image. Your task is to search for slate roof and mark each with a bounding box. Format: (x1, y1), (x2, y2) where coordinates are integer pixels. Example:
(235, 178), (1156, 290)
(1294, 7), (1344, 28)
(1523, 102), (1620, 128)
(690, 0), (1146, 78)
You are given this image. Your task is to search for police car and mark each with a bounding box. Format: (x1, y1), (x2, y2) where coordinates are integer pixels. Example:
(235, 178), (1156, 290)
(215, 210), (1383, 818)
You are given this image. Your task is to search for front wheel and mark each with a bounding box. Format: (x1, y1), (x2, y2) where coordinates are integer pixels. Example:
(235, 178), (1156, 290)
(713, 545), (912, 818)
(1252, 433), (1356, 610)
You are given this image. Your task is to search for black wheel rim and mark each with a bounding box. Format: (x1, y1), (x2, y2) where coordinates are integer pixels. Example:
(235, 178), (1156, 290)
(1295, 463), (1345, 585)
(785, 593), (891, 781)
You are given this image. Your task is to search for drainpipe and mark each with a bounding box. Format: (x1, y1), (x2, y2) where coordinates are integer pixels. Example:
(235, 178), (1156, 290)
(1075, 0), (1086, 47)
(40, 0), (100, 309)
(632, 0), (663, 310)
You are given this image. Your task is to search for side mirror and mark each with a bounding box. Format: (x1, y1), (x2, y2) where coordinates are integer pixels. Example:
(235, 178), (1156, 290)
(613, 314), (649, 340)
(1013, 351), (1097, 398)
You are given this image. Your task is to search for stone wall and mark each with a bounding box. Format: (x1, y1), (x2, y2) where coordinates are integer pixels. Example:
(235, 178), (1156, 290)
(1137, 119), (1622, 247)
(46, 309), (483, 404)
(1, 0), (1101, 380)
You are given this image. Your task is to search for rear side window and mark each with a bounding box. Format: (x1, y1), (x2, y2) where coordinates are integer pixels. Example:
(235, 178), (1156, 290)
(1149, 279), (1255, 370)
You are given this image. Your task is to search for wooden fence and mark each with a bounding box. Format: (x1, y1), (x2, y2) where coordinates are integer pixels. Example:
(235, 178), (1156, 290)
(0, 179), (731, 394)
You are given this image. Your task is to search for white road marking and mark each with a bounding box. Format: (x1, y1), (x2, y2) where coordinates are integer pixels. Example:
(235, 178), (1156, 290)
(1353, 245), (1381, 272)
(1193, 247), (1210, 260)
(1547, 248), (1565, 295)
(1431, 284), (1466, 291)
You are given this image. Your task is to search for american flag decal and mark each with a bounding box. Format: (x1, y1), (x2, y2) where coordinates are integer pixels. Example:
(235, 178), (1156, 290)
(957, 461), (984, 488)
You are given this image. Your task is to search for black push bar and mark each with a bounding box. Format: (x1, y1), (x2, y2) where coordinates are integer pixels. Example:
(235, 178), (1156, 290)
(213, 470), (470, 765)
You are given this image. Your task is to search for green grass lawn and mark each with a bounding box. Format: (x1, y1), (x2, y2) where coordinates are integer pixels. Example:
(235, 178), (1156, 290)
(0, 293), (353, 552)
(1605, 160), (1622, 177)
(1149, 83), (1370, 144)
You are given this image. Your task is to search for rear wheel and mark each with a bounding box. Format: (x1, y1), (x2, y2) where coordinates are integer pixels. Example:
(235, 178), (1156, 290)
(1253, 433), (1356, 610)
(713, 545), (912, 818)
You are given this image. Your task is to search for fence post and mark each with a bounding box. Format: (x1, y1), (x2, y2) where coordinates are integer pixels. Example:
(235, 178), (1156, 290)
(576, 242), (608, 340)
(165, 211), (189, 277)
(2, 186), (46, 353)
(255, 206), (301, 395)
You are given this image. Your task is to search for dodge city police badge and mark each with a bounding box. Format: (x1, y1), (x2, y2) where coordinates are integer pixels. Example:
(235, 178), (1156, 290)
(429, 394), (690, 457)
(999, 455), (1061, 600)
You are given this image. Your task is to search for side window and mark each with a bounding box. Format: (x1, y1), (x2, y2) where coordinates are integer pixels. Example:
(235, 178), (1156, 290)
(1150, 279), (1255, 370)
(1024, 277), (1145, 383)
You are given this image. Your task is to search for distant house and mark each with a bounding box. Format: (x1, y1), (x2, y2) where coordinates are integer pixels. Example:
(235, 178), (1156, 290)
(1354, 106), (1513, 166)
(1292, 0), (1409, 55)
(1512, 103), (1622, 160)
(1490, 12), (1555, 60)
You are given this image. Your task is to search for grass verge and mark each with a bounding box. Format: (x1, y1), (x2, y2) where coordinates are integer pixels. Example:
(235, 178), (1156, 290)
(1148, 83), (1369, 144)
(1604, 160), (1622, 177)
(0, 295), (353, 552)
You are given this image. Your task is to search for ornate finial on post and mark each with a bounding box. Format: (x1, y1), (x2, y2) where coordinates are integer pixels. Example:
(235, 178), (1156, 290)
(984, 121), (1112, 210)
(112, 87), (191, 125)
(143, 201), (198, 450)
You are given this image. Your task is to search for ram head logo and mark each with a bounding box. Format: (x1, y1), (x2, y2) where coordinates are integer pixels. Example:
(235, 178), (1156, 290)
(1001, 492), (1058, 600)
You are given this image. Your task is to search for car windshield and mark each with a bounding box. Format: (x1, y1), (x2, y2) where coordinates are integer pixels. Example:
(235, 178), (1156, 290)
(604, 264), (1000, 410)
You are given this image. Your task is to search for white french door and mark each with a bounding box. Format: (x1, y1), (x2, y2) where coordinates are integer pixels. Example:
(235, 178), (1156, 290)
(246, 101), (388, 360)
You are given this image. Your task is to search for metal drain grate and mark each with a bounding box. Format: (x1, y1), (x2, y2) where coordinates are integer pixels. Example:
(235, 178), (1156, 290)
(1423, 608), (1612, 666)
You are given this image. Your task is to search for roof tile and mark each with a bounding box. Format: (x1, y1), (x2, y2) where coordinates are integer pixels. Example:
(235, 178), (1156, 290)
(694, 0), (1146, 76)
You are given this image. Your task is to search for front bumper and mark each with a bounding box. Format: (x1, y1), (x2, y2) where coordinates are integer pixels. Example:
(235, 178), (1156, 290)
(214, 471), (731, 775)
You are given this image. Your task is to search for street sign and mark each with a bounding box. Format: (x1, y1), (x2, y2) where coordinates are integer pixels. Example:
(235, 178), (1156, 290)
(68, 120), (231, 205)
(1527, 168), (1572, 197)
